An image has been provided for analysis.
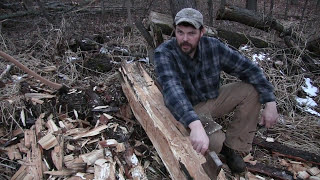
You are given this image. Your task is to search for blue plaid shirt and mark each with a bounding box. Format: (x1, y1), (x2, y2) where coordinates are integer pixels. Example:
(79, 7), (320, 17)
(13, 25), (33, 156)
(154, 36), (275, 127)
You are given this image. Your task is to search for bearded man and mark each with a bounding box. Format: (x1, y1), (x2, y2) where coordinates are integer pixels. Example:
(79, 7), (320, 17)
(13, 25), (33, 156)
(154, 8), (279, 173)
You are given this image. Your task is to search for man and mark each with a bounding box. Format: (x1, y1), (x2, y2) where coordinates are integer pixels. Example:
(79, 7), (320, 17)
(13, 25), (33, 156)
(154, 8), (279, 173)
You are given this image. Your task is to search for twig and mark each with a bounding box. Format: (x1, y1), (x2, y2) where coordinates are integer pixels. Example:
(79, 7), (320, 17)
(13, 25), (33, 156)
(0, 162), (16, 170)
(0, 64), (12, 81)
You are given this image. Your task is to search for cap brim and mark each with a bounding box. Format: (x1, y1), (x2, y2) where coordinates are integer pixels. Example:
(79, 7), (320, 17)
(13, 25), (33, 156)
(175, 18), (201, 29)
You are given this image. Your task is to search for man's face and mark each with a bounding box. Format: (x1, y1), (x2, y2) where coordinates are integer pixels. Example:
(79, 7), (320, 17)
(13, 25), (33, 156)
(175, 25), (204, 57)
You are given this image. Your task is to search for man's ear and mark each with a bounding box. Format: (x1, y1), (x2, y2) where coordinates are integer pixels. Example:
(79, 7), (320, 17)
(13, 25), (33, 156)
(200, 27), (206, 37)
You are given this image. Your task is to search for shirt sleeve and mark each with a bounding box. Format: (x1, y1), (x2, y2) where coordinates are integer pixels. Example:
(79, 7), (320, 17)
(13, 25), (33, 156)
(154, 50), (199, 127)
(217, 41), (276, 104)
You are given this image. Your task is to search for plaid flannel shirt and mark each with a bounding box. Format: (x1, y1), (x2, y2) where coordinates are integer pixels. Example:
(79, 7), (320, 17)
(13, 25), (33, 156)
(154, 36), (275, 127)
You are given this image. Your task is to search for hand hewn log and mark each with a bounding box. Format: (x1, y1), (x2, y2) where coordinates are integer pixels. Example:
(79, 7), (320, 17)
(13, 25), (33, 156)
(119, 61), (218, 180)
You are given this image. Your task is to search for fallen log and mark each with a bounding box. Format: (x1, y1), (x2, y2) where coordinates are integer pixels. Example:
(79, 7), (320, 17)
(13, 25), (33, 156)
(253, 137), (320, 166)
(216, 5), (294, 37)
(283, 36), (320, 73)
(307, 37), (320, 55)
(119, 61), (222, 180)
(246, 162), (294, 180)
(148, 11), (269, 49)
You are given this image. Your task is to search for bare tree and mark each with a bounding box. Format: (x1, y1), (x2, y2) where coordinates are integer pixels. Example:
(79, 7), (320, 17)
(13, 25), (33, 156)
(246, 0), (257, 12)
(269, 0), (274, 17)
(301, 0), (309, 22)
(169, 0), (197, 18)
(220, 0), (226, 9)
(284, 0), (290, 19)
(290, 0), (298, 5)
(208, 0), (213, 26)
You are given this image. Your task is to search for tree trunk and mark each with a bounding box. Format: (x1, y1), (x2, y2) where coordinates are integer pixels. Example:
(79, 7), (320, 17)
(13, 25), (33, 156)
(269, 0), (274, 17)
(125, 0), (133, 27)
(208, 0), (214, 27)
(217, 5), (285, 33)
(284, 0), (290, 19)
(169, 0), (197, 19)
(290, 0), (298, 5)
(300, 0), (309, 22)
(220, 0), (226, 9)
(246, 0), (257, 12)
(307, 37), (320, 55)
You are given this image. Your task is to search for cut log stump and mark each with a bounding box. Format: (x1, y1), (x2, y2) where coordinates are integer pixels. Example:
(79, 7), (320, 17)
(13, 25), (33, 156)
(120, 61), (223, 180)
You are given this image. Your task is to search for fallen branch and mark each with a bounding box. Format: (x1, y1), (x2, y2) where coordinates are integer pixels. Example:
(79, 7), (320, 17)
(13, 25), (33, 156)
(0, 64), (12, 81)
(253, 137), (320, 166)
(246, 162), (294, 180)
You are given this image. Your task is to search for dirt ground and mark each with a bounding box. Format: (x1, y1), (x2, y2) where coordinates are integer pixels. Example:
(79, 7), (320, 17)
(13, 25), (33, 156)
(0, 0), (319, 179)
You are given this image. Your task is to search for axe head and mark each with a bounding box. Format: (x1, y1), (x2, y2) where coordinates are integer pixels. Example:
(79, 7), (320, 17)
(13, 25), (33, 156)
(202, 151), (223, 180)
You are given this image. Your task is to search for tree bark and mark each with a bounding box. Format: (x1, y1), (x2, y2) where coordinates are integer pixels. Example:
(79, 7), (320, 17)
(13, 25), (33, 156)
(284, 0), (290, 20)
(246, 0), (257, 12)
(217, 5), (285, 33)
(300, 0), (309, 22)
(169, 0), (197, 19)
(269, 0), (274, 17)
(307, 37), (320, 55)
(220, 0), (226, 9)
(208, 0), (214, 27)
(290, 0), (298, 5)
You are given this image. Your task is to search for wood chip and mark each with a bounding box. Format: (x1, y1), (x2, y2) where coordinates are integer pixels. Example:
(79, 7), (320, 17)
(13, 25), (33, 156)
(44, 170), (74, 176)
(52, 142), (63, 170)
(46, 119), (59, 133)
(99, 139), (126, 152)
(38, 133), (58, 150)
(243, 153), (257, 165)
(310, 176), (320, 180)
(94, 159), (116, 180)
(73, 125), (108, 140)
(25, 93), (56, 99)
(297, 171), (310, 179)
(308, 167), (320, 176)
(80, 149), (104, 166)
(5, 145), (22, 160)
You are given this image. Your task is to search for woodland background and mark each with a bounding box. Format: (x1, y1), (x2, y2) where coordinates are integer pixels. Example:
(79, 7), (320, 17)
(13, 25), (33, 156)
(0, 0), (319, 179)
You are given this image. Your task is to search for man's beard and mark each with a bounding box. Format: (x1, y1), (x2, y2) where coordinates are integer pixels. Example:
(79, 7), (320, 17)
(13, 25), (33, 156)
(178, 42), (196, 55)
(178, 36), (200, 56)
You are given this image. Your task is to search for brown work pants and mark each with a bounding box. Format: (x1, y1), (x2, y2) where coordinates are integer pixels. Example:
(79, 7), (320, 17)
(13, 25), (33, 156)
(194, 82), (261, 153)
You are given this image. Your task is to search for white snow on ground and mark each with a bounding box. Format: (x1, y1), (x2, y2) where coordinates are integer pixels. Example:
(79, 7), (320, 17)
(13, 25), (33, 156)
(296, 78), (320, 116)
(239, 45), (250, 51)
(302, 78), (318, 97)
(252, 53), (266, 63)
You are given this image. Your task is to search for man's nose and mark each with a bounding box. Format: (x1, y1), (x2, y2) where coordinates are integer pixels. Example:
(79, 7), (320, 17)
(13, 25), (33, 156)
(183, 34), (188, 41)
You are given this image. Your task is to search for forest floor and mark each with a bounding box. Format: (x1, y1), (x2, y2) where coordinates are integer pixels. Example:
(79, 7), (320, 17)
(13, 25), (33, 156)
(0, 0), (319, 179)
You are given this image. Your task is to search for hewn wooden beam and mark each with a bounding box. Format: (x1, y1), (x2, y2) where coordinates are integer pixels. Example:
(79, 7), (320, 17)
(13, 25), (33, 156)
(119, 61), (216, 180)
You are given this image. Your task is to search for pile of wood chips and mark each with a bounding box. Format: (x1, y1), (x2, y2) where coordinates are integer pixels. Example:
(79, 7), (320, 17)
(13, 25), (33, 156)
(4, 110), (149, 180)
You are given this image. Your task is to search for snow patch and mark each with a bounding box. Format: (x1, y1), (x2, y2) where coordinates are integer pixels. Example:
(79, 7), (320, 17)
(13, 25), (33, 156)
(302, 78), (318, 97)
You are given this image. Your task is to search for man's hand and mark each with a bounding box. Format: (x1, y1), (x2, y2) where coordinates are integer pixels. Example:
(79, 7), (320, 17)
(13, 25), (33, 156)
(260, 101), (279, 128)
(188, 120), (209, 155)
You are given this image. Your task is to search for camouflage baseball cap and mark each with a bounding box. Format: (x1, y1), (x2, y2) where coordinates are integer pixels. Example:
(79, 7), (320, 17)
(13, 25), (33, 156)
(174, 8), (203, 29)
